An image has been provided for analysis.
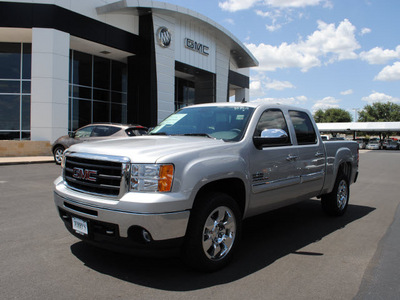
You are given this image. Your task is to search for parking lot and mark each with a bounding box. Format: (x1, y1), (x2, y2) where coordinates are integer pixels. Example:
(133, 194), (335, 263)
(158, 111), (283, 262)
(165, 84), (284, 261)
(1, 150), (400, 299)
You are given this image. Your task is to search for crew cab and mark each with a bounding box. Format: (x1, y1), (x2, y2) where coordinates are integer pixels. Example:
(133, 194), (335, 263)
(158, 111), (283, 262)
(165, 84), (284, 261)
(54, 102), (359, 271)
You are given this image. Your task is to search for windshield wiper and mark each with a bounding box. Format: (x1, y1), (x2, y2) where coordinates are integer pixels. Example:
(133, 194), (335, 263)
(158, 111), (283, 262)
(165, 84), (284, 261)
(149, 132), (167, 135)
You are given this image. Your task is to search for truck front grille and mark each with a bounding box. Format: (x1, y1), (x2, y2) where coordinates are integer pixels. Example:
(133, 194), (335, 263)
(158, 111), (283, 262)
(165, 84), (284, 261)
(63, 153), (130, 198)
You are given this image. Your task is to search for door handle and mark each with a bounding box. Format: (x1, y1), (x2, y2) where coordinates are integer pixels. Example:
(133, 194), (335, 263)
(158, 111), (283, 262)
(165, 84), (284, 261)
(315, 152), (324, 157)
(286, 154), (298, 161)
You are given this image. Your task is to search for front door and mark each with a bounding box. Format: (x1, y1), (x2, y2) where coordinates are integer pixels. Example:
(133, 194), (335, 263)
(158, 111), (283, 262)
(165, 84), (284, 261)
(247, 109), (301, 216)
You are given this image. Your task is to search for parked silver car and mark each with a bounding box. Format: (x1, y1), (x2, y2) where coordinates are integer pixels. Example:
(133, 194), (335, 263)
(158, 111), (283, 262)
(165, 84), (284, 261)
(366, 141), (380, 150)
(354, 138), (367, 149)
(385, 140), (399, 150)
(52, 123), (147, 164)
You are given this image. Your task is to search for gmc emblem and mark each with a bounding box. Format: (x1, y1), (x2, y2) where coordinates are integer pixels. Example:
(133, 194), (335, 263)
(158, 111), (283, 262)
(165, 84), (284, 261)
(72, 167), (98, 182)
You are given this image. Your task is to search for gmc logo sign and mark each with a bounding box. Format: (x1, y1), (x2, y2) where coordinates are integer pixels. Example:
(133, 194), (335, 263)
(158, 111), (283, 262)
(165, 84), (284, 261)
(72, 167), (98, 182)
(184, 38), (209, 56)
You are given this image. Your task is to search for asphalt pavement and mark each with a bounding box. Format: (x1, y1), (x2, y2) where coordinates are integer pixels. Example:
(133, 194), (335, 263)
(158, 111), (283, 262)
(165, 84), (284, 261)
(1, 150), (400, 299)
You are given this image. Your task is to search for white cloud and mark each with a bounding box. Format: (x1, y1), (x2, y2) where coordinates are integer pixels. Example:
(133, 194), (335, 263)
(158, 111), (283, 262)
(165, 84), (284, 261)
(312, 96), (341, 111)
(296, 95), (308, 102)
(360, 46), (400, 65)
(246, 19), (359, 72)
(224, 18), (235, 25)
(361, 91), (400, 103)
(374, 62), (400, 81)
(265, 80), (295, 90)
(360, 27), (371, 35)
(218, 0), (260, 12)
(265, 0), (325, 8)
(219, 0), (331, 12)
(266, 23), (282, 32)
(341, 89), (353, 95)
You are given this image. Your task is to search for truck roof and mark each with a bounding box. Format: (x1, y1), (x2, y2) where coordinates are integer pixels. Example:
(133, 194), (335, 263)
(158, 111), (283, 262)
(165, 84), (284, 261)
(182, 101), (310, 113)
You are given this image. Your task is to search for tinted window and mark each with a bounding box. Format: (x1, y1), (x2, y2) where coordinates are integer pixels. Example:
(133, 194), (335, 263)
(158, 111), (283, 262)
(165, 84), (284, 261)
(75, 126), (94, 138)
(126, 127), (147, 136)
(255, 109), (289, 136)
(289, 110), (317, 145)
(0, 42), (21, 79)
(92, 126), (120, 137)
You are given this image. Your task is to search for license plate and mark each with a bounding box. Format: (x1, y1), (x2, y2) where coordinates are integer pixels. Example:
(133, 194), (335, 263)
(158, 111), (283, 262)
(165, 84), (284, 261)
(72, 217), (88, 236)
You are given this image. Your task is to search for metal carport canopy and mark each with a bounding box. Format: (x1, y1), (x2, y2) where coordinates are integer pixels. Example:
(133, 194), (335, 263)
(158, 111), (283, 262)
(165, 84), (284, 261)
(316, 122), (400, 132)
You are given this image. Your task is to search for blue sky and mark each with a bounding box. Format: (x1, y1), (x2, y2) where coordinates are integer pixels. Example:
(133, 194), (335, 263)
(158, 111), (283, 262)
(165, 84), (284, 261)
(162, 0), (400, 119)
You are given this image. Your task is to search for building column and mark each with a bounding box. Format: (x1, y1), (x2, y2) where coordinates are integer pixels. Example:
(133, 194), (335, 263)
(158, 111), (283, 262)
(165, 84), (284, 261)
(31, 28), (69, 143)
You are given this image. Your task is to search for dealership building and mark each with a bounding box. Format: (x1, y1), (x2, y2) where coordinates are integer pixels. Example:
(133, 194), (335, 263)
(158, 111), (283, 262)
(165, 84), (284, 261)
(0, 0), (258, 147)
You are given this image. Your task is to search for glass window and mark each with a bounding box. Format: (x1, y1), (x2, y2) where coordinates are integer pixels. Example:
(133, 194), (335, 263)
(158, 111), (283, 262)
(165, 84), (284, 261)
(255, 109), (289, 137)
(0, 80), (20, 93)
(93, 101), (110, 123)
(22, 95), (30, 130)
(0, 95), (20, 130)
(93, 88), (110, 102)
(289, 110), (317, 145)
(0, 42), (21, 79)
(22, 81), (31, 94)
(0, 42), (31, 140)
(72, 99), (91, 130)
(22, 44), (31, 79)
(75, 125), (94, 138)
(111, 61), (127, 92)
(94, 56), (110, 89)
(151, 106), (254, 141)
(72, 51), (92, 87)
(92, 126), (120, 137)
(69, 50), (127, 132)
(111, 103), (127, 123)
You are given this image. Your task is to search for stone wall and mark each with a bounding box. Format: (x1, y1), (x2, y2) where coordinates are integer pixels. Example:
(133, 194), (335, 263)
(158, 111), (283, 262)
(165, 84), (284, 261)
(0, 141), (52, 157)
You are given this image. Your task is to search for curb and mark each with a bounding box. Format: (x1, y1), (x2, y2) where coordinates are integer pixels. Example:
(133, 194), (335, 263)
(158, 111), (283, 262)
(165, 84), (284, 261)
(0, 157), (55, 166)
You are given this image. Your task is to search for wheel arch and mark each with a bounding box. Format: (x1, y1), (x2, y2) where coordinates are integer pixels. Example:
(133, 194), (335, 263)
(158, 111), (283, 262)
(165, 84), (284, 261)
(193, 178), (246, 219)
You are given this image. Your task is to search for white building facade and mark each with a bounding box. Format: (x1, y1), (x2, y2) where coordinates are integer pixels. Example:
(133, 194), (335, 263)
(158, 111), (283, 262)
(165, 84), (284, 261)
(0, 0), (258, 143)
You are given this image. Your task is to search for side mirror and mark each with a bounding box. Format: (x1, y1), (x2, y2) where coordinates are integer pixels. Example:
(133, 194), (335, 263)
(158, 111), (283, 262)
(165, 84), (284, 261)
(69, 132), (76, 138)
(253, 129), (290, 149)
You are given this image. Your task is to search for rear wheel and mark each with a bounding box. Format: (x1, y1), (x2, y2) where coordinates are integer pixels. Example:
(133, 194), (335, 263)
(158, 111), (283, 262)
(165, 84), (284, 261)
(321, 172), (349, 216)
(53, 146), (65, 165)
(182, 192), (241, 272)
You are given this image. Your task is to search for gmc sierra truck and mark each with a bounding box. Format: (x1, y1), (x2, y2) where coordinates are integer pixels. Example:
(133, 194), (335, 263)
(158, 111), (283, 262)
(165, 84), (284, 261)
(54, 102), (359, 271)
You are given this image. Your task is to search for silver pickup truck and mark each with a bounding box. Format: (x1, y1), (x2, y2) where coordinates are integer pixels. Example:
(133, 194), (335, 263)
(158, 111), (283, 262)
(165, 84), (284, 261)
(54, 102), (359, 271)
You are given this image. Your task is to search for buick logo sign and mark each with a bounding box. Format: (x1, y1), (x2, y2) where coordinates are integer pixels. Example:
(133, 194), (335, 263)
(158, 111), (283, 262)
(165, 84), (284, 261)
(157, 27), (172, 48)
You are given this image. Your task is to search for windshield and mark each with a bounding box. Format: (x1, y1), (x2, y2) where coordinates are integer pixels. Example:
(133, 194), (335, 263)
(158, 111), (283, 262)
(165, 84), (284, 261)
(150, 106), (254, 141)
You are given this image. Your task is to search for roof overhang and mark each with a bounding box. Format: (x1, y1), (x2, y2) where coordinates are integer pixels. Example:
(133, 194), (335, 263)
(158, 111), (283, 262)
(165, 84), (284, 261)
(96, 0), (259, 68)
(317, 122), (400, 132)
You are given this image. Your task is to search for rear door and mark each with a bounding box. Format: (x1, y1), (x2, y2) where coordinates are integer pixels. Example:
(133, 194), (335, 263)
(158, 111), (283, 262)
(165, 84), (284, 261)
(288, 110), (326, 199)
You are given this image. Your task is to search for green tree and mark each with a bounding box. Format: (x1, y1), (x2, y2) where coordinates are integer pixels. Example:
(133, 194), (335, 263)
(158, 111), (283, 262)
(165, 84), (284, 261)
(313, 108), (352, 123)
(358, 102), (400, 122)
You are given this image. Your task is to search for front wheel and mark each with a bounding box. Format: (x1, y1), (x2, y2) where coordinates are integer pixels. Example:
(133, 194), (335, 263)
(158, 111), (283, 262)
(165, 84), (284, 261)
(321, 172), (349, 216)
(182, 192), (242, 272)
(53, 146), (65, 165)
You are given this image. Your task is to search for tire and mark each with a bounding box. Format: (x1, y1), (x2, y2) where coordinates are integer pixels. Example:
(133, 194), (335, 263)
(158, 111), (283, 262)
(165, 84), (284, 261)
(53, 146), (65, 165)
(321, 172), (349, 216)
(182, 192), (242, 272)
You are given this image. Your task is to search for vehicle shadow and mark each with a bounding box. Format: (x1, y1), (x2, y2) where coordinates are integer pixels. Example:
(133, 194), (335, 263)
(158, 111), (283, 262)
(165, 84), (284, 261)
(70, 199), (375, 291)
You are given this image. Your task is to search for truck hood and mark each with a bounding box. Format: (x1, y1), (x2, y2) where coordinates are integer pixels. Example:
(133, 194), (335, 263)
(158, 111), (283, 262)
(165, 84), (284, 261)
(66, 135), (229, 163)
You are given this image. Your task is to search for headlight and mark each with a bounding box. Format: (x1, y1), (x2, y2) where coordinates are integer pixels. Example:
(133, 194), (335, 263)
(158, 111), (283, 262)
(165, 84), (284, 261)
(130, 164), (174, 192)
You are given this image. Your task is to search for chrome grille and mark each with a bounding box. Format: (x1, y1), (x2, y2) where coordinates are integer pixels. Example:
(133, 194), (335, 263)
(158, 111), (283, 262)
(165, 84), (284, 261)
(63, 153), (130, 198)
